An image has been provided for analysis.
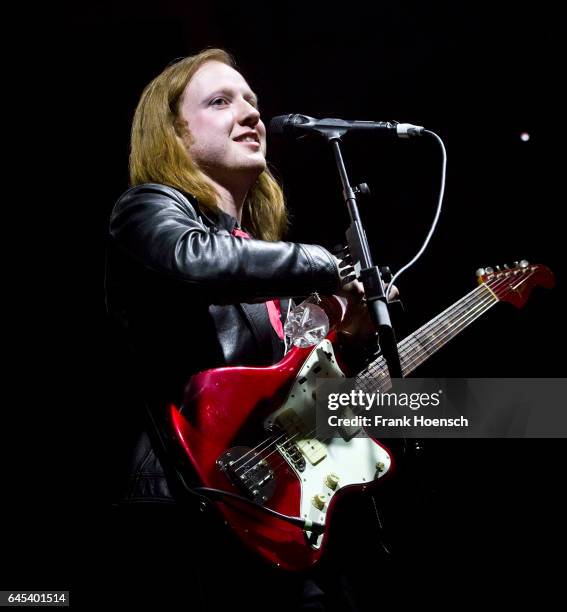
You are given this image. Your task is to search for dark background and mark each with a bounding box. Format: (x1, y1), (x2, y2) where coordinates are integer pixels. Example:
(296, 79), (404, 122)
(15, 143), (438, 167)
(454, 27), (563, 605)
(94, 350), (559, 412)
(5, 0), (565, 604)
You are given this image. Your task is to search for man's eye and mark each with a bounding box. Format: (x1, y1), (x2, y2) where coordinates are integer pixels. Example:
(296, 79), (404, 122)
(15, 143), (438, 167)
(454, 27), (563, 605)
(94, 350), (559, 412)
(210, 97), (228, 106)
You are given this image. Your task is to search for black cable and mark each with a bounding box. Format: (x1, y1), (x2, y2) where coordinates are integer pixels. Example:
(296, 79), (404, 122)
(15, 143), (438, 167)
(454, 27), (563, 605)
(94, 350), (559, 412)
(192, 486), (325, 534)
(171, 460), (324, 534)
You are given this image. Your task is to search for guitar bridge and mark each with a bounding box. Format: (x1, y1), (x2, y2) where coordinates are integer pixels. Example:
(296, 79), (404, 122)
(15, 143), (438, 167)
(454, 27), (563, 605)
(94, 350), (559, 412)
(216, 446), (276, 504)
(276, 436), (306, 472)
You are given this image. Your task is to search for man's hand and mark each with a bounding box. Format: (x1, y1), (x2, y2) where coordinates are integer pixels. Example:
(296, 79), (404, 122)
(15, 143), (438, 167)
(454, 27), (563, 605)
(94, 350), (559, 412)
(337, 284), (399, 340)
(332, 254), (399, 341)
(333, 254), (398, 303)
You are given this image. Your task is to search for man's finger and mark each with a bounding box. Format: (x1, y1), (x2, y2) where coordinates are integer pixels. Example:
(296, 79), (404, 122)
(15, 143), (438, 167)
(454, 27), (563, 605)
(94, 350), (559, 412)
(387, 284), (399, 300)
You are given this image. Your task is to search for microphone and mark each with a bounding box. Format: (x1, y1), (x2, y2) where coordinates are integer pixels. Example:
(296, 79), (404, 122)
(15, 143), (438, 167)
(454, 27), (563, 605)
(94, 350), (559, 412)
(269, 114), (424, 139)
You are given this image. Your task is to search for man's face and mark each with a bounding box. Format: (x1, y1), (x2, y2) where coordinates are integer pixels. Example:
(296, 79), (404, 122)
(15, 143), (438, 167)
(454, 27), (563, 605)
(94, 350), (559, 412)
(178, 61), (267, 186)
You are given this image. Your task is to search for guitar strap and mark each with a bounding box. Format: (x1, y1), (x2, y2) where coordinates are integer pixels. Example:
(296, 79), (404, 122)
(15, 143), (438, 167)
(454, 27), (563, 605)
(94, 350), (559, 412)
(240, 301), (287, 363)
(232, 227), (287, 362)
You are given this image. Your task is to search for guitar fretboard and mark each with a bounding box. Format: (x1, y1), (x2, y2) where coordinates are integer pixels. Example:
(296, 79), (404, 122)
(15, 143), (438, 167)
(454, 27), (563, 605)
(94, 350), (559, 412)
(356, 283), (499, 393)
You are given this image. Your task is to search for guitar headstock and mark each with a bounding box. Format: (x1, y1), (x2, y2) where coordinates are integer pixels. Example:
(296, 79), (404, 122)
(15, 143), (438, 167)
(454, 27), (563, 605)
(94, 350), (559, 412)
(476, 260), (555, 308)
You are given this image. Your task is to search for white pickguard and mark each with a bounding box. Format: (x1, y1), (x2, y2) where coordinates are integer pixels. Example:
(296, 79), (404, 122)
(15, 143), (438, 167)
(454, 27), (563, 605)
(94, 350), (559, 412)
(263, 340), (392, 548)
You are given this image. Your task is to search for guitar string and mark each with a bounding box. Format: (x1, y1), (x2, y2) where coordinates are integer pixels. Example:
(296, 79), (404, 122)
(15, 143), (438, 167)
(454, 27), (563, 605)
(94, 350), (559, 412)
(238, 278), (507, 479)
(231, 273), (513, 479)
(353, 270), (537, 402)
(232, 273), (514, 480)
(257, 271), (534, 483)
(230, 270), (532, 480)
(365, 267), (537, 380)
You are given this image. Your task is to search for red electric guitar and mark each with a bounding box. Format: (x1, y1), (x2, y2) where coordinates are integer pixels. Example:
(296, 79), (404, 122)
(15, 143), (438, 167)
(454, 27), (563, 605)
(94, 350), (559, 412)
(166, 261), (554, 571)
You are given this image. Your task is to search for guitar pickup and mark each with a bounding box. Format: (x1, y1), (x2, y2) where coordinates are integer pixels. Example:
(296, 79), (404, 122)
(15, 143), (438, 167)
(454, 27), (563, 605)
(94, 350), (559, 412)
(295, 438), (326, 465)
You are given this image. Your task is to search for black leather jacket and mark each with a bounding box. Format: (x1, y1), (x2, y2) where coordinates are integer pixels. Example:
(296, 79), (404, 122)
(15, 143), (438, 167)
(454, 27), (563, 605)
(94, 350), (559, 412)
(105, 183), (341, 504)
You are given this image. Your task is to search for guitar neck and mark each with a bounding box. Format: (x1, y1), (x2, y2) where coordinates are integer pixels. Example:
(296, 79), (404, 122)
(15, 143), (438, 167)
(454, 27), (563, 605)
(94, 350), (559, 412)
(357, 283), (499, 391)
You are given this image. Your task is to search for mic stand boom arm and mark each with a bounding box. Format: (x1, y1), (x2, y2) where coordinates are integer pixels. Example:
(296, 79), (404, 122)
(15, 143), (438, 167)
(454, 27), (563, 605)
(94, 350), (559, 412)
(329, 137), (402, 379)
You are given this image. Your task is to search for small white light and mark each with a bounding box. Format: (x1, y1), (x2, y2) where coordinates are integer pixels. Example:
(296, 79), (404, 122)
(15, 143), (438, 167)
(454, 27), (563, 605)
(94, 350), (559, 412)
(520, 132), (530, 142)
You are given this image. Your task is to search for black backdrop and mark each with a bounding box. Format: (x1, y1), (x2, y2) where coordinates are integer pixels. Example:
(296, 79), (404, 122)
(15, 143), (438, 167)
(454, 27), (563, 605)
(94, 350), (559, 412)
(5, 0), (566, 604)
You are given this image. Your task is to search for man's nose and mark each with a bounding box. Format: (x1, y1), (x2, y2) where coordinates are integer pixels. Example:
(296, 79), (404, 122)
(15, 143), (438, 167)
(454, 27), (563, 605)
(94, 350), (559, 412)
(238, 100), (261, 126)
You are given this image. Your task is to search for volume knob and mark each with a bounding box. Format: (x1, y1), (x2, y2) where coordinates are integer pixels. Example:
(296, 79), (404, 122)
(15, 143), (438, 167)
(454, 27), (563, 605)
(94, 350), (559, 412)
(312, 494), (327, 511)
(325, 473), (340, 490)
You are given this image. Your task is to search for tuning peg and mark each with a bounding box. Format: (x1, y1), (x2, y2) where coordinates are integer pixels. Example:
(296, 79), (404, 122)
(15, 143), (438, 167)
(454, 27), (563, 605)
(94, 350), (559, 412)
(504, 263), (510, 269)
(519, 260), (529, 269)
(476, 268), (486, 277)
(485, 266), (494, 274)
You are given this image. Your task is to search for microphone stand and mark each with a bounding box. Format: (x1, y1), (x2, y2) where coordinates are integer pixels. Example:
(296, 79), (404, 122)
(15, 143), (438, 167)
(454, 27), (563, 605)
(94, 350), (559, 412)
(327, 134), (402, 379)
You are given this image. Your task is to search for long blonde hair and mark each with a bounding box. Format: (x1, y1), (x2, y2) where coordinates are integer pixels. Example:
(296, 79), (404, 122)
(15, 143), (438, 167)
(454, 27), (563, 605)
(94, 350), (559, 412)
(129, 48), (288, 241)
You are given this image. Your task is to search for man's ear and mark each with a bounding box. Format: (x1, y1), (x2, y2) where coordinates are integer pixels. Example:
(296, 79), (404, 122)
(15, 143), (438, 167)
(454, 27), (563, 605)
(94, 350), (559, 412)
(174, 117), (193, 148)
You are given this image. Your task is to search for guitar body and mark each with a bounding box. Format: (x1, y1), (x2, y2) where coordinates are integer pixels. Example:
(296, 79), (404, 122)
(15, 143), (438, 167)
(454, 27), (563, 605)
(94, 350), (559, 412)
(167, 261), (554, 572)
(168, 338), (393, 572)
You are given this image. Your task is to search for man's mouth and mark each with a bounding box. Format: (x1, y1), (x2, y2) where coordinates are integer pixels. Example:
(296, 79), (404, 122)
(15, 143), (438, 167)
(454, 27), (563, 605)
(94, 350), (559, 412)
(234, 132), (261, 145)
